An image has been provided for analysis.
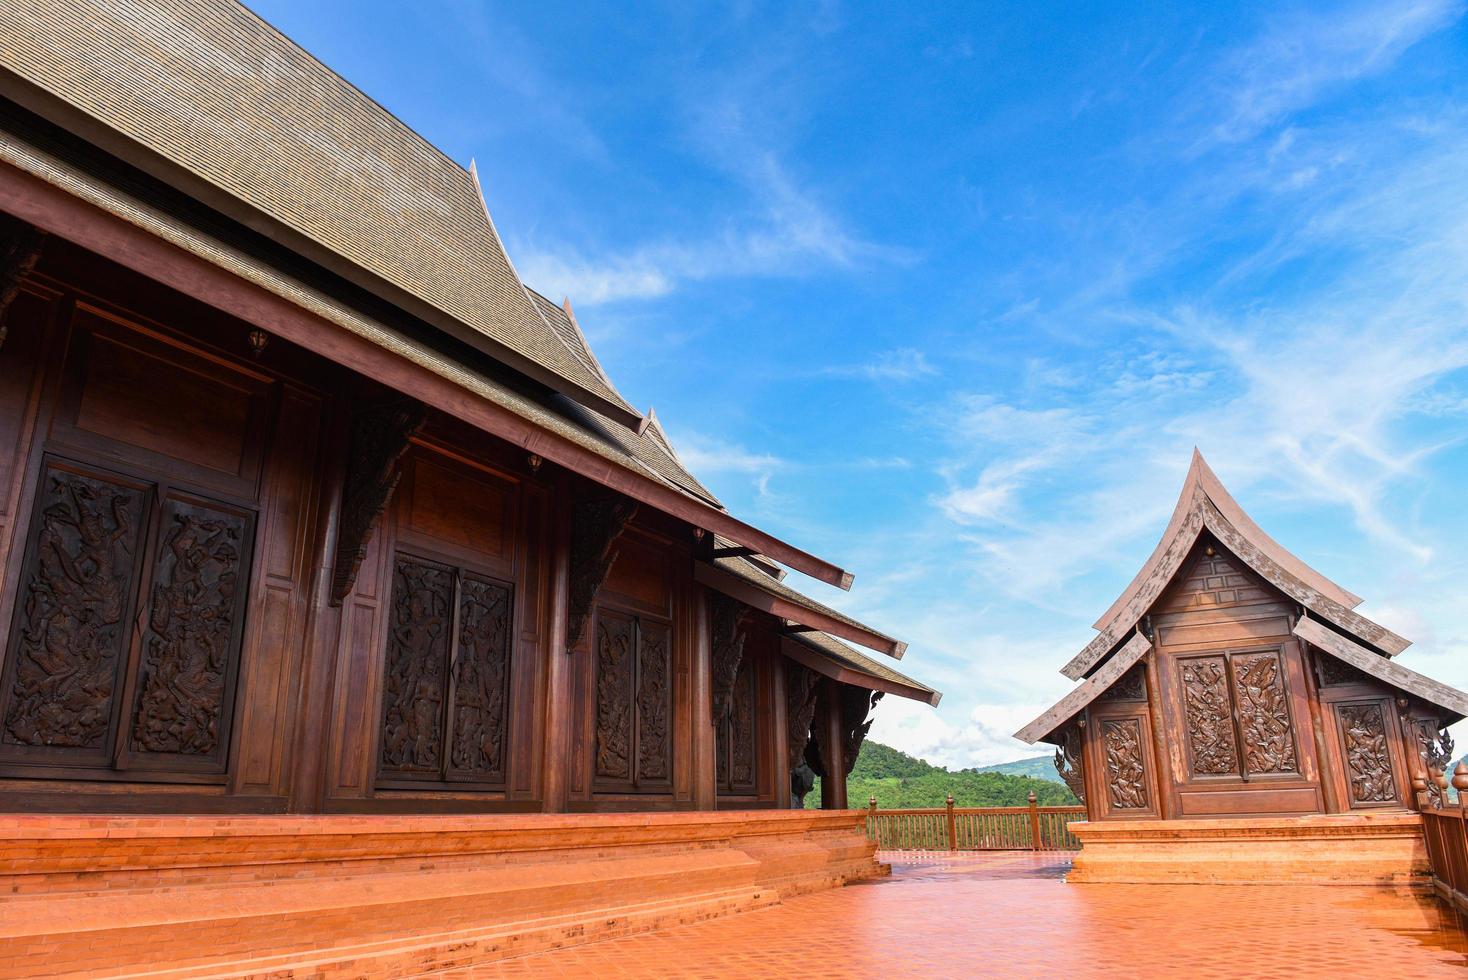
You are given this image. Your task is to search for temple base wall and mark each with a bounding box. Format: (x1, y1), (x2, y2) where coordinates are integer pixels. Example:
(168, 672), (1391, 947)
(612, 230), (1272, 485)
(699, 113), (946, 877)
(0, 810), (885, 978)
(1068, 812), (1428, 886)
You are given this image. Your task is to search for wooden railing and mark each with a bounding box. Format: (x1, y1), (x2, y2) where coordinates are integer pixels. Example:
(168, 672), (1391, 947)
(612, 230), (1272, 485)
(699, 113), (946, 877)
(1421, 763), (1468, 915)
(865, 792), (1085, 851)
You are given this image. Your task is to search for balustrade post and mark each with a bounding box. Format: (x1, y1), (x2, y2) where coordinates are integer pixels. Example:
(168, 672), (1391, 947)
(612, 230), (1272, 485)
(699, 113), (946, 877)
(945, 794), (957, 852)
(868, 796), (878, 845)
(1028, 791), (1041, 851)
(1455, 763), (1468, 895)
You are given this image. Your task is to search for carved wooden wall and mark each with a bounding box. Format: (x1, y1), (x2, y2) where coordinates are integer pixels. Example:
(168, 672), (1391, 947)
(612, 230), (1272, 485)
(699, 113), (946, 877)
(715, 655), (757, 795)
(0, 243), (323, 810)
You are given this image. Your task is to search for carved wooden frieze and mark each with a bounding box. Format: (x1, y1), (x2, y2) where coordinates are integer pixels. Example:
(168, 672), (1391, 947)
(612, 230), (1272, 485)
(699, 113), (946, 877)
(1102, 718), (1149, 810)
(566, 497), (637, 652)
(1338, 702), (1396, 805)
(840, 685), (883, 776)
(130, 498), (252, 758)
(1415, 719), (1455, 809)
(785, 662), (820, 772)
(1317, 654), (1368, 688)
(449, 574), (512, 780)
(1100, 665), (1146, 702)
(2, 465), (146, 750)
(1054, 722), (1085, 805)
(0, 217), (44, 350)
(635, 619), (672, 783)
(378, 556), (453, 774)
(1180, 657), (1238, 776)
(709, 594), (747, 725)
(330, 399), (426, 606)
(593, 609), (634, 781)
(1232, 652), (1297, 775)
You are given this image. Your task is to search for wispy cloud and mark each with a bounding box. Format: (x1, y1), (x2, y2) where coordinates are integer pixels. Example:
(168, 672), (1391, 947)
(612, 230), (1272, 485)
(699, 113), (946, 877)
(822, 348), (937, 382)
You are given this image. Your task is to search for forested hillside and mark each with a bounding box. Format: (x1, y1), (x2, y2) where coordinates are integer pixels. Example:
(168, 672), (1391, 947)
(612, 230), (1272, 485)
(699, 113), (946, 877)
(805, 741), (1077, 809)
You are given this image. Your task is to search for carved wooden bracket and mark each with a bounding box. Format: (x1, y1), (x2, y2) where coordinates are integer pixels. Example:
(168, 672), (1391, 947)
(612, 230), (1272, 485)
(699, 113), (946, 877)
(565, 496), (637, 652)
(839, 685), (883, 776)
(0, 217), (44, 350)
(329, 398), (427, 605)
(709, 594), (749, 725)
(1054, 720), (1086, 805)
(785, 662), (820, 773)
(1412, 718), (1455, 810)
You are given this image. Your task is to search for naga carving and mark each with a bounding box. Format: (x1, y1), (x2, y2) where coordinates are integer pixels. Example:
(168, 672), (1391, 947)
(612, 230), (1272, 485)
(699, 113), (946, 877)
(593, 610), (634, 781)
(635, 619), (671, 783)
(1339, 702), (1396, 804)
(566, 497), (637, 651)
(1054, 722), (1085, 805)
(1102, 718), (1148, 810)
(840, 685), (883, 776)
(449, 574), (512, 779)
(2, 467), (145, 749)
(0, 216), (44, 350)
(131, 500), (250, 757)
(785, 662), (820, 804)
(1181, 657), (1238, 776)
(709, 594), (748, 725)
(1415, 720), (1455, 809)
(1232, 653), (1297, 774)
(330, 399), (426, 606)
(379, 556), (453, 774)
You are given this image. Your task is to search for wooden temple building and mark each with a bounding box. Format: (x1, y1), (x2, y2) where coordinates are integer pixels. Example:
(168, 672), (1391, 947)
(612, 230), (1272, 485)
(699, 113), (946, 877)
(1017, 451), (1468, 885)
(0, 1), (938, 972)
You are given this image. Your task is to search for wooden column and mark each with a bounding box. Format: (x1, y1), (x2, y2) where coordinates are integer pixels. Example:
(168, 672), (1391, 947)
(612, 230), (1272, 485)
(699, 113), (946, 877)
(819, 679), (847, 810)
(771, 657), (792, 808)
(691, 586), (716, 810)
(540, 479), (575, 812)
(1141, 640), (1175, 820)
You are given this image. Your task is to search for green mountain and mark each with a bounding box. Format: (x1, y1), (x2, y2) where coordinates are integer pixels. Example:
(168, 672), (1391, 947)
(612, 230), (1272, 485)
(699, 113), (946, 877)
(971, 756), (1064, 783)
(805, 741), (1078, 809)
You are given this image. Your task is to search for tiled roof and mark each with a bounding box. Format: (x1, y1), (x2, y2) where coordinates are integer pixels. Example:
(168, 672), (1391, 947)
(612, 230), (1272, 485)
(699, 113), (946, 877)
(789, 629), (941, 706)
(714, 553), (906, 656)
(0, 0), (638, 422)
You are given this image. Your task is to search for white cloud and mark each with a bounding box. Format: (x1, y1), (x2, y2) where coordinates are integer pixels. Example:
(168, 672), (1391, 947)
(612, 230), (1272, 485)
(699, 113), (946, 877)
(822, 348), (937, 382)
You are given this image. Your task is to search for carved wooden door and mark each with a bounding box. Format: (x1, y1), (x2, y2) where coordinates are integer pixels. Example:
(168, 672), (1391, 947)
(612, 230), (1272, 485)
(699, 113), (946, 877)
(716, 657), (757, 795)
(0, 455), (255, 776)
(376, 552), (513, 788)
(593, 606), (672, 792)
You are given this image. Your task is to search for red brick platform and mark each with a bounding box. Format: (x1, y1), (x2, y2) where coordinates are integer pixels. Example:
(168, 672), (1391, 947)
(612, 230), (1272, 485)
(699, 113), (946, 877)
(0, 810), (884, 978)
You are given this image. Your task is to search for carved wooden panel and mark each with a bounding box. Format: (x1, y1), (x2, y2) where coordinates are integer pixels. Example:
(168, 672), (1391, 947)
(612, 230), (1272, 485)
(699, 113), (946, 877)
(1337, 702), (1397, 805)
(718, 658), (757, 793)
(1102, 718), (1149, 809)
(1100, 664), (1146, 702)
(785, 662), (820, 771)
(1231, 652), (1297, 774)
(448, 574), (512, 781)
(1, 462), (147, 752)
(1316, 653), (1368, 688)
(1180, 656), (1238, 776)
(635, 618), (672, 784)
(593, 608), (634, 782)
(378, 556), (453, 776)
(130, 495), (253, 761)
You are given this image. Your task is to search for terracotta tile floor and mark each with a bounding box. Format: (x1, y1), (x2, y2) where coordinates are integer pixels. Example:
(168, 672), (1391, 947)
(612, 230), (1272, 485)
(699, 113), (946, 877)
(427, 851), (1468, 978)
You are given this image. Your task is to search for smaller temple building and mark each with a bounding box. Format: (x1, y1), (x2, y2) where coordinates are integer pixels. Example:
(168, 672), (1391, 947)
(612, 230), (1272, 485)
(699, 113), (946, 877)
(1017, 451), (1468, 884)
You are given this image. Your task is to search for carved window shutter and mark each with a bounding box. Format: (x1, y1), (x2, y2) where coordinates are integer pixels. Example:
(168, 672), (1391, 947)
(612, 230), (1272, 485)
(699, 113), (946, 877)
(593, 606), (672, 791)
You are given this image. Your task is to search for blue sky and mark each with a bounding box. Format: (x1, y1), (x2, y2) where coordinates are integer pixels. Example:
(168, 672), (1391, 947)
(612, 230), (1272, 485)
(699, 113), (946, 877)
(252, 0), (1468, 766)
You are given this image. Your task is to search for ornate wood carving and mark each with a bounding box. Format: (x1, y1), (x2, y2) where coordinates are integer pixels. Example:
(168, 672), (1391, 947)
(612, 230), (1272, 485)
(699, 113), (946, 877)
(0, 217), (44, 350)
(840, 685), (883, 776)
(2, 465), (146, 749)
(1180, 656), (1238, 776)
(1415, 719), (1455, 809)
(709, 594), (747, 725)
(1316, 654), (1368, 688)
(785, 662), (820, 772)
(593, 609), (634, 781)
(379, 556), (453, 774)
(1102, 718), (1149, 809)
(1054, 722), (1086, 805)
(1232, 652), (1297, 774)
(130, 498), (251, 757)
(729, 661), (756, 787)
(1338, 702), (1396, 804)
(1100, 664), (1146, 702)
(566, 497), (637, 651)
(449, 574), (512, 780)
(635, 619), (672, 783)
(330, 399), (426, 606)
